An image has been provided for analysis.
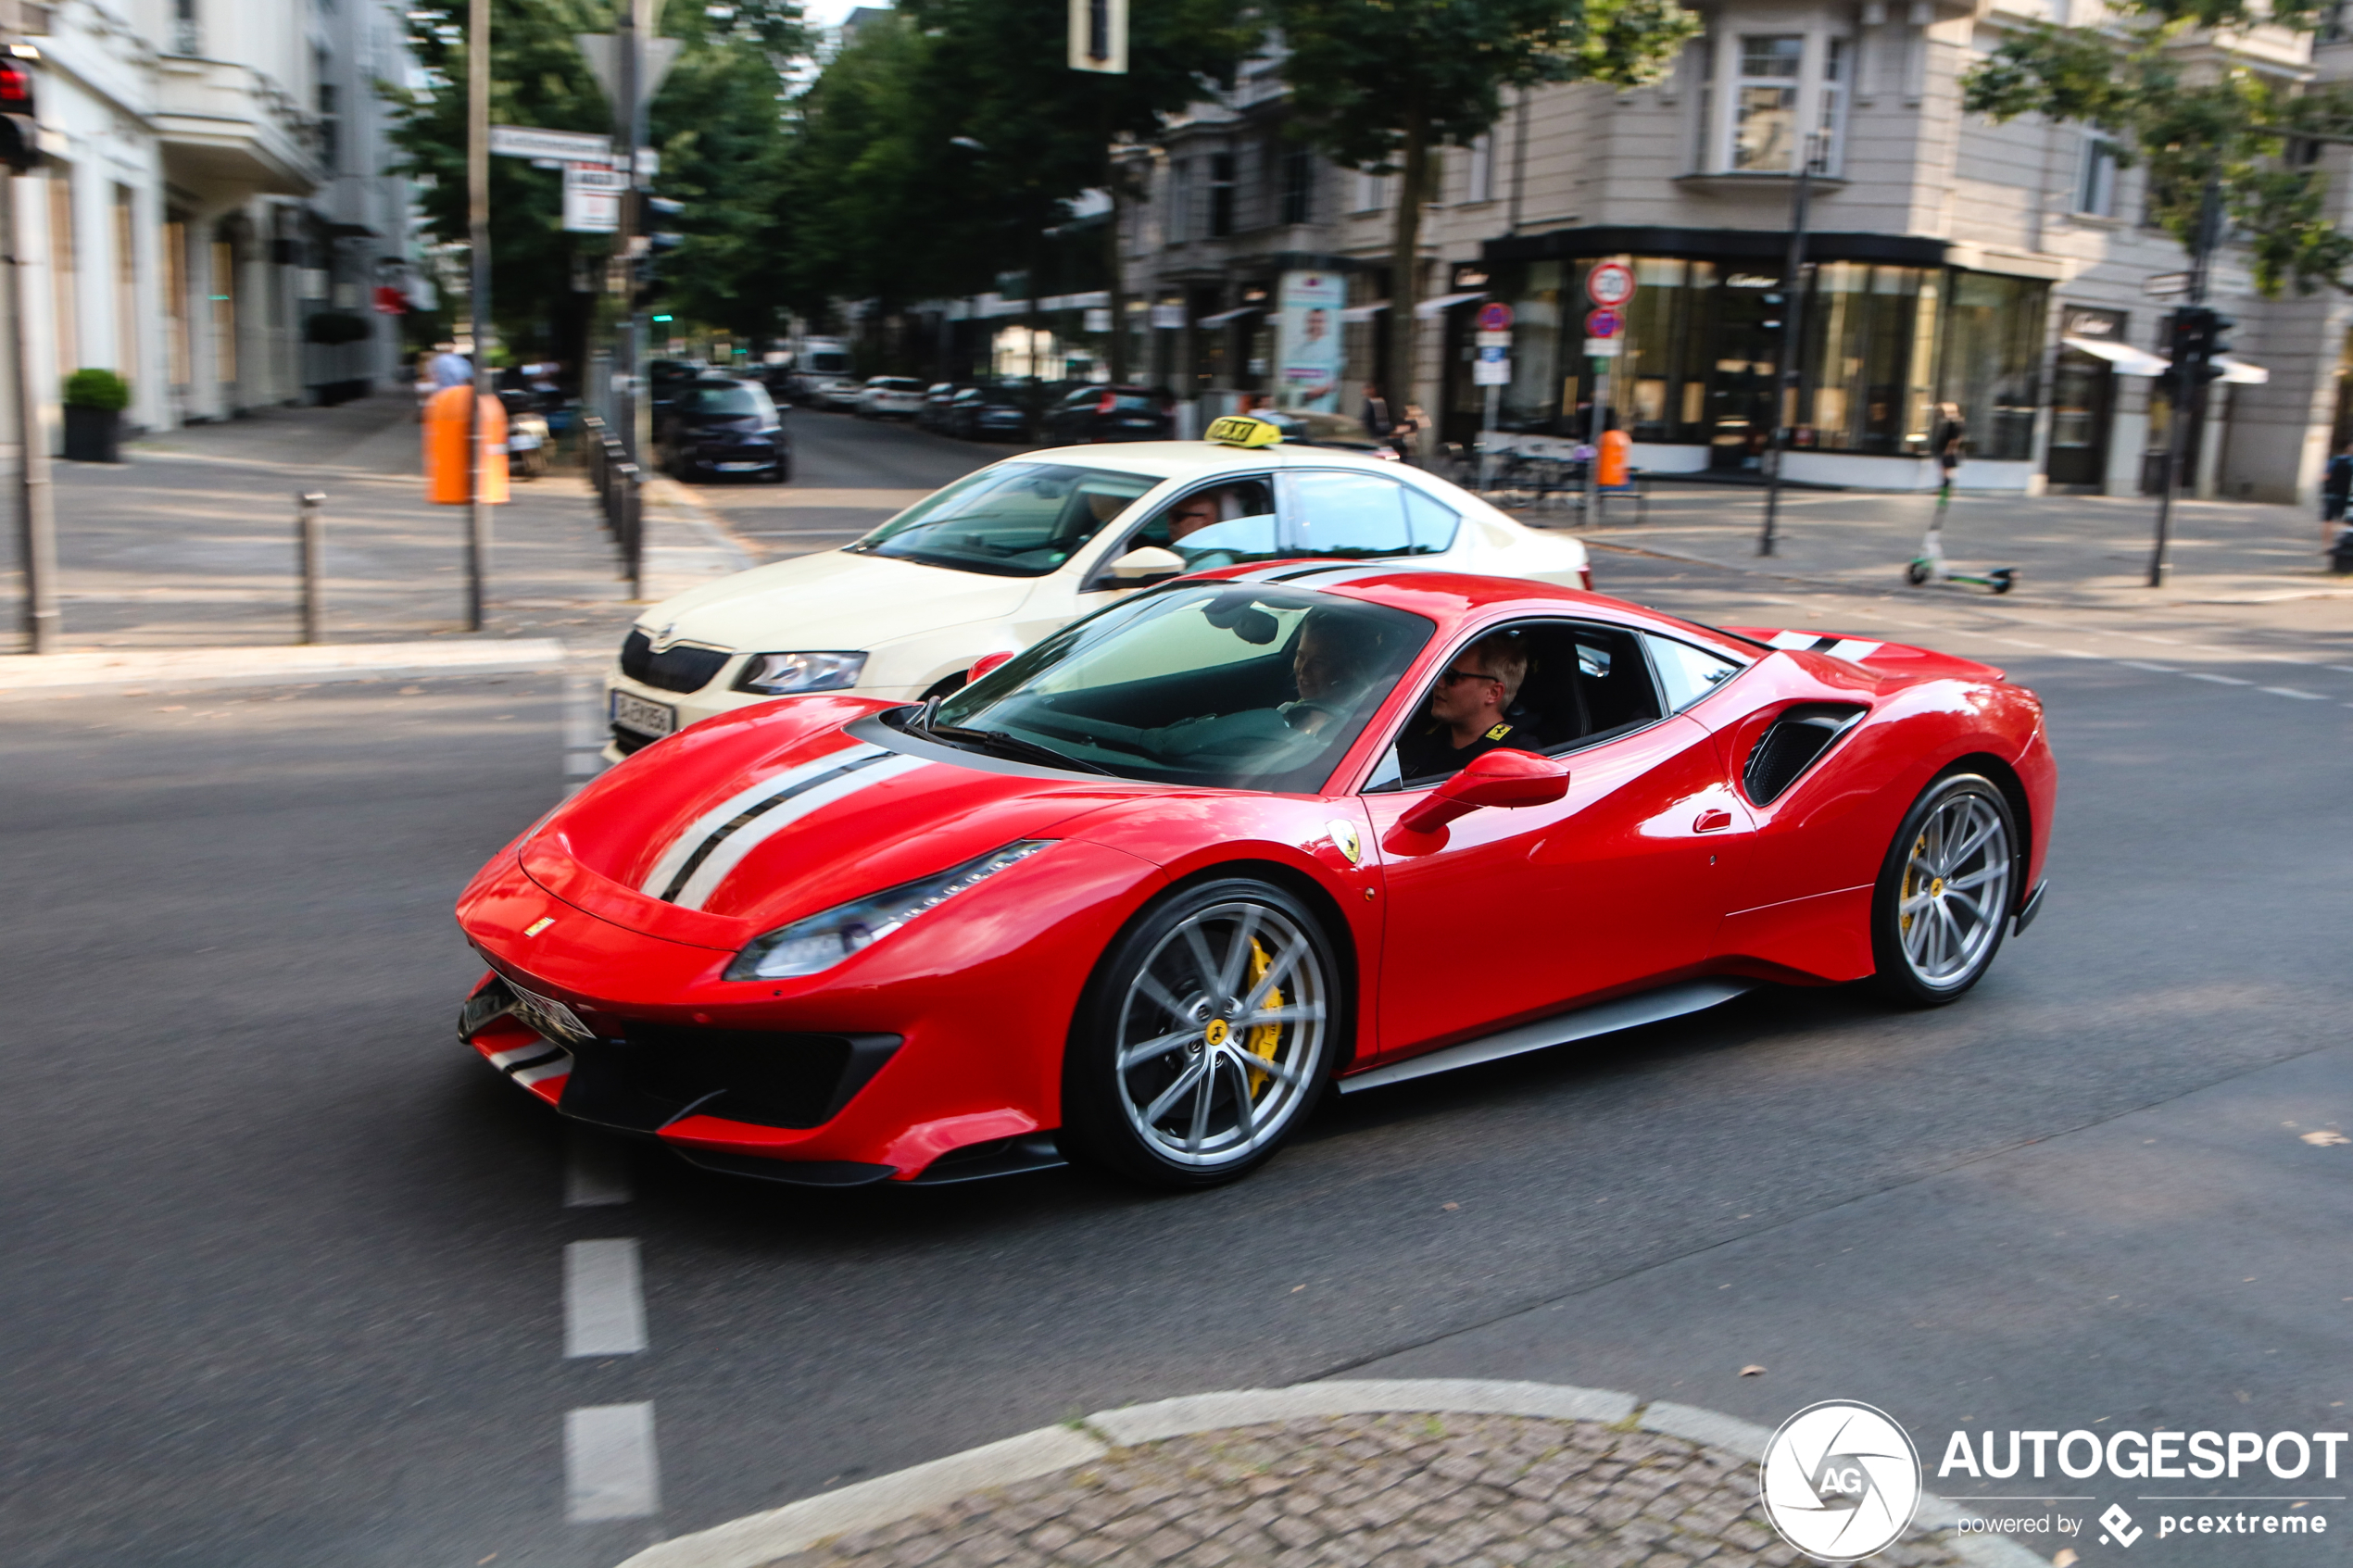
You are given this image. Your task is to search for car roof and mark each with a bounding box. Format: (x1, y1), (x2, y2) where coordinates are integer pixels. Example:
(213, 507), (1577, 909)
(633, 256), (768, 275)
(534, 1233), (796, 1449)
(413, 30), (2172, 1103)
(1004, 439), (1423, 483)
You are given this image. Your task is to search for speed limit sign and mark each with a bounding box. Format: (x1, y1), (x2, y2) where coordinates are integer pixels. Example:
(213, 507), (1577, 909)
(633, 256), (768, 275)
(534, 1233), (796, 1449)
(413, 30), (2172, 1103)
(1586, 261), (1636, 308)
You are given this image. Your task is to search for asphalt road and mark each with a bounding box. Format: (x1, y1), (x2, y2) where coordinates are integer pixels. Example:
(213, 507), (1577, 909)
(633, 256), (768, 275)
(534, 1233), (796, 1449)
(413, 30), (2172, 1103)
(5, 418), (2351, 1568)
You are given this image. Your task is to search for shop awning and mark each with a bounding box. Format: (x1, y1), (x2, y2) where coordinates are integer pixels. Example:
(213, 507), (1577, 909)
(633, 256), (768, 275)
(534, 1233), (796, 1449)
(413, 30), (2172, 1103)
(1340, 302), (1388, 322)
(2061, 335), (2170, 376)
(2213, 355), (2270, 385)
(1415, 290), (1488, 317)
(1196, 305), (1260, 328)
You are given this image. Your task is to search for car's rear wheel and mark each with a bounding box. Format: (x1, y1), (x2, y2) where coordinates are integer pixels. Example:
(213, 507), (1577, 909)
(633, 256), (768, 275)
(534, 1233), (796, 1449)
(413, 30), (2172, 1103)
(1869, 771), (2018, 1006)
(1062, 878), (1339, 1187)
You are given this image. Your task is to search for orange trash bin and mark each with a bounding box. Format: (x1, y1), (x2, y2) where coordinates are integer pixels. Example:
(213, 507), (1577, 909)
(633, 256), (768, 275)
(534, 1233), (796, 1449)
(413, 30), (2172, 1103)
(423, 384), (510, 505)
(1598, 428), (1630, 488)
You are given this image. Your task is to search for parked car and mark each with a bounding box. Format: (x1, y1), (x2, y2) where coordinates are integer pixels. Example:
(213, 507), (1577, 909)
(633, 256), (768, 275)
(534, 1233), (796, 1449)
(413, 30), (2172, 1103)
(655, 374), (789, 483)
(1043, 383), (1176, 444)
(470, 567), (2053, 1188)
(946, 383), (1033, 442)
(854, 376), (928, 419)
(916, 383), (961, 433)
(786, 339), (858, 407)
(648, 358), (705, 420)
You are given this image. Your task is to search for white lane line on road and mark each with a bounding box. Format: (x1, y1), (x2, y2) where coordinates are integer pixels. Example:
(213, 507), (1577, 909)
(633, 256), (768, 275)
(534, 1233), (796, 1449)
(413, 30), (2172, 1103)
(2183, 672), (2255, 685)
(566, 1127), (635, 1208)
(563, 672), (608, 797)
(565, 1239), (648, 1357)
(2116, 660), (2180, 673)
(566, 1403), (661, 1522)
(2260, 686), (2329, 700)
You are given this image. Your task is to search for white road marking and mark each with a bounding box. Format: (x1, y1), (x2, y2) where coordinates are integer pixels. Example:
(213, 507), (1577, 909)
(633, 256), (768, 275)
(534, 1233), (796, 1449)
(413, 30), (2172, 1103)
(563, 672), (608, 797)
(2116, 660), (2179, 673)
(565, 1239), (648, 1357)
(565, 1128), (635, 1208)
(2183, 672), (2254, 686)
(2260, 686), (2328, 700)
(565, 1402), (661, 1522)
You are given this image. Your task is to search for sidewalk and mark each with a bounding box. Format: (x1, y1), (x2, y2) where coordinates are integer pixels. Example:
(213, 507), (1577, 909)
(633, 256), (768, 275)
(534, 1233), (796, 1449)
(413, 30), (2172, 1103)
(1517, 481), (2349, 614)
(621, 1382), (2038, 1568)
(2, 395), (747, 660)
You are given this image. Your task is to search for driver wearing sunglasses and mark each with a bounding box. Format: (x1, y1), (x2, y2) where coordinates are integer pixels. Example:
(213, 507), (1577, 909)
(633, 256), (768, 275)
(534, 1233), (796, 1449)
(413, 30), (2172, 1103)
(1396, 630), (1532, 781)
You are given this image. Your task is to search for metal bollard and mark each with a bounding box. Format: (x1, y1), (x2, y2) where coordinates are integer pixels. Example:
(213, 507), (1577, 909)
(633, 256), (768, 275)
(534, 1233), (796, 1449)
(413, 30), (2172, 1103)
(296, 491), (326, 645)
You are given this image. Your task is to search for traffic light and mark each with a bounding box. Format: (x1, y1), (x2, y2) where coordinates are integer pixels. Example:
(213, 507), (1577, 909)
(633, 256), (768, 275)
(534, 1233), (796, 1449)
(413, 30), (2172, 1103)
(2166, 307), (2234, 378)
(0, 48), (41, 174)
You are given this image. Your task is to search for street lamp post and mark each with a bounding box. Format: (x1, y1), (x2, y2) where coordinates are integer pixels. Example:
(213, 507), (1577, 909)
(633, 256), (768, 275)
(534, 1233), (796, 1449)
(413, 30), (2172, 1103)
(2147, 175), (2223, 589)
(465, 0), (491, 632)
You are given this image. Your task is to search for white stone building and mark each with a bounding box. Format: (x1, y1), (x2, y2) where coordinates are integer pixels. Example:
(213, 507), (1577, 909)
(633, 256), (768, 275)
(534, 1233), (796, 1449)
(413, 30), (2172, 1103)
(1119, 0), (2348, 500)
(4, 0), (421, 445)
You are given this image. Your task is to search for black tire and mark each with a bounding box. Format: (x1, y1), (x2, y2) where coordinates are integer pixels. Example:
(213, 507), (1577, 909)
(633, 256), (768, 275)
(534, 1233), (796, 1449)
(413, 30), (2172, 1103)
(1061, 877), (1342, 1188)
(1869, 771), (2020, 1007)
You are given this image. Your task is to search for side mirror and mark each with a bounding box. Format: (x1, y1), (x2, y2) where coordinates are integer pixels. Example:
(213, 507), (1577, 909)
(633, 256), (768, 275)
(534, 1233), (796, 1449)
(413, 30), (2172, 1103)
(1385, 749), (1568, 854)
(1102, 545), (1185, 586)
(967, 650), (1014, 684)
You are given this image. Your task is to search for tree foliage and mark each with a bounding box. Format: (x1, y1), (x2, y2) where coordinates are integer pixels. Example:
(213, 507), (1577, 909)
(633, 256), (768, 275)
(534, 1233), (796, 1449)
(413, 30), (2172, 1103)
(1962, 0), (2353, 295)
(1267, 0), (1700, 401)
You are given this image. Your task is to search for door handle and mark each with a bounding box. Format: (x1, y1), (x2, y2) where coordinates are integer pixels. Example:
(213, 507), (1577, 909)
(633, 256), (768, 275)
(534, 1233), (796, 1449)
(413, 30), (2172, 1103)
(1693, 808), (1733, 833)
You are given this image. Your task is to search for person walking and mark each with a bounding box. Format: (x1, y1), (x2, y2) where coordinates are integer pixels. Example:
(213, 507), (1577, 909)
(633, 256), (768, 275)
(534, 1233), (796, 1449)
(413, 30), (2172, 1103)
(1932, 402), (1967, 499)
(2321, 438), (2353, 536)
(1361, 383), (1393, 442)
(427, 343), (473, 390)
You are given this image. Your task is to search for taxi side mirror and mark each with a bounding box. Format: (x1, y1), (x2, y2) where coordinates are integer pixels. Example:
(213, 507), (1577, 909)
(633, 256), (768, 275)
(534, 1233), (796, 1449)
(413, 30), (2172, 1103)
(1385, 749), (1568, 854)
(1103, 545), (1185, 586)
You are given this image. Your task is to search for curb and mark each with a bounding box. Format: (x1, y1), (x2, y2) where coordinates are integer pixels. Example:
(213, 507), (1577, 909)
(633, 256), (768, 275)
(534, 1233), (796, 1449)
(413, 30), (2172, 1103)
(613, 1379), (2048, 1568)
(642, 475), (759, 578)
(0, 637), (571, 698)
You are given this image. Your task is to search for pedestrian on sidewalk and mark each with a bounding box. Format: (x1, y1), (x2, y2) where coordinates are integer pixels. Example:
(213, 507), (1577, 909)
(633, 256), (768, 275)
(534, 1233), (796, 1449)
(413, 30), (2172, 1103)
(2320, 438), (2353, 535)
(426, 342), (472, 390)
(1361, 382), (1393, 442)
(1933, 402), (1967, 497)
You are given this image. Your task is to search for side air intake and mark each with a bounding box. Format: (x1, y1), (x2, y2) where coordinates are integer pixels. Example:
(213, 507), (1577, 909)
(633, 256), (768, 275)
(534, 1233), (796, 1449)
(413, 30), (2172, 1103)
(1743, 705), (1868, 806)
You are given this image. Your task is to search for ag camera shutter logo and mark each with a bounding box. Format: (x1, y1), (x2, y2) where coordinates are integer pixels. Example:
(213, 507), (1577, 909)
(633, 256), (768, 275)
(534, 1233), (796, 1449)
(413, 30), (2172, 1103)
(1760, 1400), (1923, 1562)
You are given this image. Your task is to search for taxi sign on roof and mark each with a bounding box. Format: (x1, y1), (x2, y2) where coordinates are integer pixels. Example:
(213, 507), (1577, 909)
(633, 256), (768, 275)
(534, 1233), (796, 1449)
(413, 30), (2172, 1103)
(1205, 414), (1283, 448)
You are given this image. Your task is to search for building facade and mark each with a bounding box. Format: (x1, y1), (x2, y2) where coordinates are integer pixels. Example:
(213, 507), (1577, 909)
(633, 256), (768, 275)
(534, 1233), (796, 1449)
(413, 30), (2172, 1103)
(1115, 0), (2347, 501)
(2, 0), (420, 452)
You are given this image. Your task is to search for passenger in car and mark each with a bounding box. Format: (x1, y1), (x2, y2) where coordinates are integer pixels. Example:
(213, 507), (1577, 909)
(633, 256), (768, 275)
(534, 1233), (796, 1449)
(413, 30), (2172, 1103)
(1279, 609), (1393, 734)
(1395, 630), (1535, 779)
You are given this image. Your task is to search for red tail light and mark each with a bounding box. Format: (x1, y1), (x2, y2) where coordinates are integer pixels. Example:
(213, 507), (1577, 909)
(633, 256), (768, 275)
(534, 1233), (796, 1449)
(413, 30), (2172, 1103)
(1094, 391), (1116, 414)
(0, 64), (31, 110)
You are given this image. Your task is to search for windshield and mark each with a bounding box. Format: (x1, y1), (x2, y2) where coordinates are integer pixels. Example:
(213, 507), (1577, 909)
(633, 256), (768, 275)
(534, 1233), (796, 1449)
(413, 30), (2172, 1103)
(850, 462), (1160, 578)
(681, 382), (776, 419)
(928, 583), (1432, 791)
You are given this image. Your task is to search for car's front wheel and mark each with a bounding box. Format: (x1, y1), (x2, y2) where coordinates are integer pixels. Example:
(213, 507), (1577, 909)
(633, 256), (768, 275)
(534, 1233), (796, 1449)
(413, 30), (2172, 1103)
(1869, 771), (2018, 1006)
(1062, 878), (1340, 1187)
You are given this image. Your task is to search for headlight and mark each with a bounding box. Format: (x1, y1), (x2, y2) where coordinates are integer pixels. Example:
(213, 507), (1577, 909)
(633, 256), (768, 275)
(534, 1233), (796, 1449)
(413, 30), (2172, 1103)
(724, 840), (1054, 980)
(733, 650), (867, 695)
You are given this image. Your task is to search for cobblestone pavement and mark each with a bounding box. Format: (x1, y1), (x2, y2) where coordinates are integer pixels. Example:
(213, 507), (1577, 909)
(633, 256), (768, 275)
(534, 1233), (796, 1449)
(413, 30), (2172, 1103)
(771, 1413), (1972, 1568)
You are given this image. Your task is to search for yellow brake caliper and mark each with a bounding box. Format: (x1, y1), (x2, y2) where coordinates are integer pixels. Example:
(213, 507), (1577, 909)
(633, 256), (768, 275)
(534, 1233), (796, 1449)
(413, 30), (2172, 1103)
(1901, 832), (1927, 935)
(1243, 939), (1283, 1097)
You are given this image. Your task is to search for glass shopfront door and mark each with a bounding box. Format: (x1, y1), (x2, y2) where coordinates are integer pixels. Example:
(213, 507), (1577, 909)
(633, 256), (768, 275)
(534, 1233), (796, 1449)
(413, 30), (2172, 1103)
(2046, 307), (2121, 488)
(1706, 278), (1784, 472)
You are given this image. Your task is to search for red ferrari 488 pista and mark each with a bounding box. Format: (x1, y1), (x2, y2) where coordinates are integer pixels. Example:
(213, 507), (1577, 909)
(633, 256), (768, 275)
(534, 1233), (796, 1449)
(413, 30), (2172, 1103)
(457, 564), (2053, 1189)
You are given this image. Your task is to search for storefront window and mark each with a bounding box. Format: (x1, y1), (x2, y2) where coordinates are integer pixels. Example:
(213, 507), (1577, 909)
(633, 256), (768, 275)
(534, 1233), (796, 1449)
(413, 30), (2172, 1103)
(1623, 257), (1710, 444)
(1504, 260), (1564, 428)
(1939, 271), (2047, 460)
(1733, 36), (1804, 171)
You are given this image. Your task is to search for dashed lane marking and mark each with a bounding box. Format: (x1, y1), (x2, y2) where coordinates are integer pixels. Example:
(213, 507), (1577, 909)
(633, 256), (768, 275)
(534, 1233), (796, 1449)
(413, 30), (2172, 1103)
(2183, 672), (2255, 686)
(566, 1403), (661, 1522)
(2261, 686), (2329, 700)
(565, 1238), (648, 1357)
(563, 672), (608, 797)
(565, 1127), (634, 1208)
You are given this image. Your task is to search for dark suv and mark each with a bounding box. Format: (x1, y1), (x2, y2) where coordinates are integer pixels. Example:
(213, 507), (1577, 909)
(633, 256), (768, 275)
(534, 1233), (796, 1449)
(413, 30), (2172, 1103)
(1041, 384), (1175, 445)
(655, 375), (790, 483)
(947, 383), (1034, 442)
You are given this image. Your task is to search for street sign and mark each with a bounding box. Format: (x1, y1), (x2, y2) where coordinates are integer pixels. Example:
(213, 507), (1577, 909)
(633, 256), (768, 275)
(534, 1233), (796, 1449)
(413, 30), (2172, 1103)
(2142, 271), (2192, 300)
(562, 162), (623, 232)
(1473, 349), (1511, 387)
(1587, 261), (1636, 307)
(1585, 307), (1623, 339)
(1477, 301), (1514, 332)
(490, 124), (610, 162)
(1584, 338), (1623, 358)
(1475, 328), (1511, 349)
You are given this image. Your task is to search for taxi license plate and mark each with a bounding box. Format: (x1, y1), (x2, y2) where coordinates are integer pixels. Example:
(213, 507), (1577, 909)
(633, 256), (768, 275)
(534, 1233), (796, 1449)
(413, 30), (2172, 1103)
(610, 688), (676, 737)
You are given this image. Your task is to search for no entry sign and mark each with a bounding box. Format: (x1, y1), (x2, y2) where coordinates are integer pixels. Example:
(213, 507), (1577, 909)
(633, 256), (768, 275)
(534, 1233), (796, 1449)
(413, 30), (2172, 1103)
(1585, 307), (1624, 339)
(1476, 301), (1514, 332)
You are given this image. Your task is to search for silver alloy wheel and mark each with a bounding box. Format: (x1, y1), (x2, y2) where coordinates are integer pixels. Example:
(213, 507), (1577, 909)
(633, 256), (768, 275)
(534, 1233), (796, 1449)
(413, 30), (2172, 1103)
(1897, 787), (2014, 988)
(1112, 898), (1329, 1171)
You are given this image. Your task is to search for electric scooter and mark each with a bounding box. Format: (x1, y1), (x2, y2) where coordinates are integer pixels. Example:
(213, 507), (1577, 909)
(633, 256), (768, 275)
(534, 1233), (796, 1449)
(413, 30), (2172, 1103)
(1906, 479), (2016, 593)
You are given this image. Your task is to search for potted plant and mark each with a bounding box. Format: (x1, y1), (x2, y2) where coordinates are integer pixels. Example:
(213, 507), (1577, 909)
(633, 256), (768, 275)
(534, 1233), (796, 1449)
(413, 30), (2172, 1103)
(62, 368), (130, 462)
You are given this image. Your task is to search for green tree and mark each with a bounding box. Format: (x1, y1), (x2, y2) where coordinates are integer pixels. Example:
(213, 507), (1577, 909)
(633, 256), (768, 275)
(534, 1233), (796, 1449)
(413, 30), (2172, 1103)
(1269, 0), (1700, 406)
(1963, 0), (2353, 295)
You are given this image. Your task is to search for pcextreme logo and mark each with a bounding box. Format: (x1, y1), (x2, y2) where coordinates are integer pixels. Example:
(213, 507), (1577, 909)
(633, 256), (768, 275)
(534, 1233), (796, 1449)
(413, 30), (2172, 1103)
(1759, 1400), (1923, 1562)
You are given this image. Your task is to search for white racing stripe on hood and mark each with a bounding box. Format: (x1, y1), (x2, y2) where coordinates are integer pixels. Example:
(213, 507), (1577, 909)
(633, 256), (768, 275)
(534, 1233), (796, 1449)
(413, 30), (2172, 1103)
(670, 752), (932, 912)
(636, 742), (887, 897)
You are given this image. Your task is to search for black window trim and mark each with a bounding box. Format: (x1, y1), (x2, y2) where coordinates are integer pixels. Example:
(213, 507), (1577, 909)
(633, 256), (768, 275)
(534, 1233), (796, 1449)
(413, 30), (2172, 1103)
(1354, 614), (1683, 795)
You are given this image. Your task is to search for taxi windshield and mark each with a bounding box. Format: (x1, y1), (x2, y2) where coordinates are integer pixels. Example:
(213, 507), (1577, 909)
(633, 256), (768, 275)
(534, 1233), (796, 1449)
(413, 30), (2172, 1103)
(849, 463), (1160, 578)
(925, 583), (1432, 791)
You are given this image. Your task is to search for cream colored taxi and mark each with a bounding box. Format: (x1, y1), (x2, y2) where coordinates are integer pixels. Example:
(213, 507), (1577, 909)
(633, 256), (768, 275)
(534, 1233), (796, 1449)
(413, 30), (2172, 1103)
(602, 418), (1592, 757)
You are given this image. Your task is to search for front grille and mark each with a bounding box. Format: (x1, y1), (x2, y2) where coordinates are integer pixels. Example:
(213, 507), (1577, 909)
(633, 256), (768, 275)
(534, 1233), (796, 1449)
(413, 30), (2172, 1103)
(610, 725), (656, 756)
(557, 1024), (900, 1134)
(620, 629), (732, 694)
